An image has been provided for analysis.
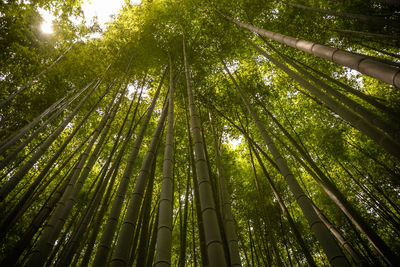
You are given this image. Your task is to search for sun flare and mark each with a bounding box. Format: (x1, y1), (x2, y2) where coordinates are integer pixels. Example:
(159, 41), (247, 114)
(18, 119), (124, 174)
(41, 21), (53, 34)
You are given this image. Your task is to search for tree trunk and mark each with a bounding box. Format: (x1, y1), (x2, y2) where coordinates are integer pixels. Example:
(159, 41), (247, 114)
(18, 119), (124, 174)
(136, 155), (158, 267)
(209, 109), (242, 266)
(312, 203), (366, 265)
(221, 14), (400, 88)
(223, 63), (349, 266)
(146, 205), (160, 267)
(183, 35), (227, 267)
(184, 94), (209, 267)
(110, 100), (168, 267)
(264, 40), (399, 142)
(290, 56), (399, 117)
(26, 83), (122, 266)
(248, 40), (400, 160)
(92, 70), (165, 267)
(155, 57), (176, 267)
(0, 133), (91, 240)
(0, 79), (99, 201)
(178, 169), (190, 267)
(248, 141), (317, 267)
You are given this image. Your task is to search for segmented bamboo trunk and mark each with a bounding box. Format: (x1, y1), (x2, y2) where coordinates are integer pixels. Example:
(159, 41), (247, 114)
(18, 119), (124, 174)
(184, 96), (209, 266)
(0, 83), (111, 234)
(248, 141), (317, 267)
(291, 57), (398, 117)
(224, 63), (349, 266)
(248, 41), (400, 160)
(259, 102), (398, 265)
(0, 79), (98, 201)
(209, 110), (241, 266)
(26, 82), (121, 266)
(311, 203), (366, 265)
(264, 41), (399, 143)
(183, 35), (227, 267)
(56, 83), (130, 267)
(178, 171), (190, 267)
(135, 157), (158, 266)
(110, 101), (168, 267)
(0, 146), (84, 266)
(147, 206), (160, 266)
(154, 58), (175, 267)
(93, 71), (165, 267)
(81, 87), (143, 267)
(222, 14), (400, 88)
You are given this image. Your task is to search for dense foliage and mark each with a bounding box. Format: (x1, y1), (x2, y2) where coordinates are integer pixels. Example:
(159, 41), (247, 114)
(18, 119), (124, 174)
(1, 0), (399, 266)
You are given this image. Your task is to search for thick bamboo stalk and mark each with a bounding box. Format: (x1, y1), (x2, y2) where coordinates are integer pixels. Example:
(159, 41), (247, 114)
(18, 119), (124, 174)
(248, 40), (400, 160)
(265, 41), (399, 142)
(224, 63), (349, 266)
(110, 102), (168, 267)
(93, 71), (165, 267)
(221, 14), (400, 88)
(183, 35), (227, 267)
(154, 57), (176, 267)
(185, 96), (209, 266)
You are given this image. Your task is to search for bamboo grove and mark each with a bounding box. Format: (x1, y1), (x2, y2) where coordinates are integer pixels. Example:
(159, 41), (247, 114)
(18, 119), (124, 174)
(0, 0), (399, 266)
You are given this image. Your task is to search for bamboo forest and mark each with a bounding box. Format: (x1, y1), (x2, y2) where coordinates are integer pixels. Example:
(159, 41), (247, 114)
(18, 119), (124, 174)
(1, 0), (400, 266)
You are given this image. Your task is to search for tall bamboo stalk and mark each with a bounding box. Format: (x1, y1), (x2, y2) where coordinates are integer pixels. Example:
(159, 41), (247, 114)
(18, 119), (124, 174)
(155, 57), (176, 267)
(223, 63), (349, 266)
(110, 101), (168, 267)
(183, 35), (227, 267)
(93, 71), (166, 267)
(221, 14), (400, 88)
